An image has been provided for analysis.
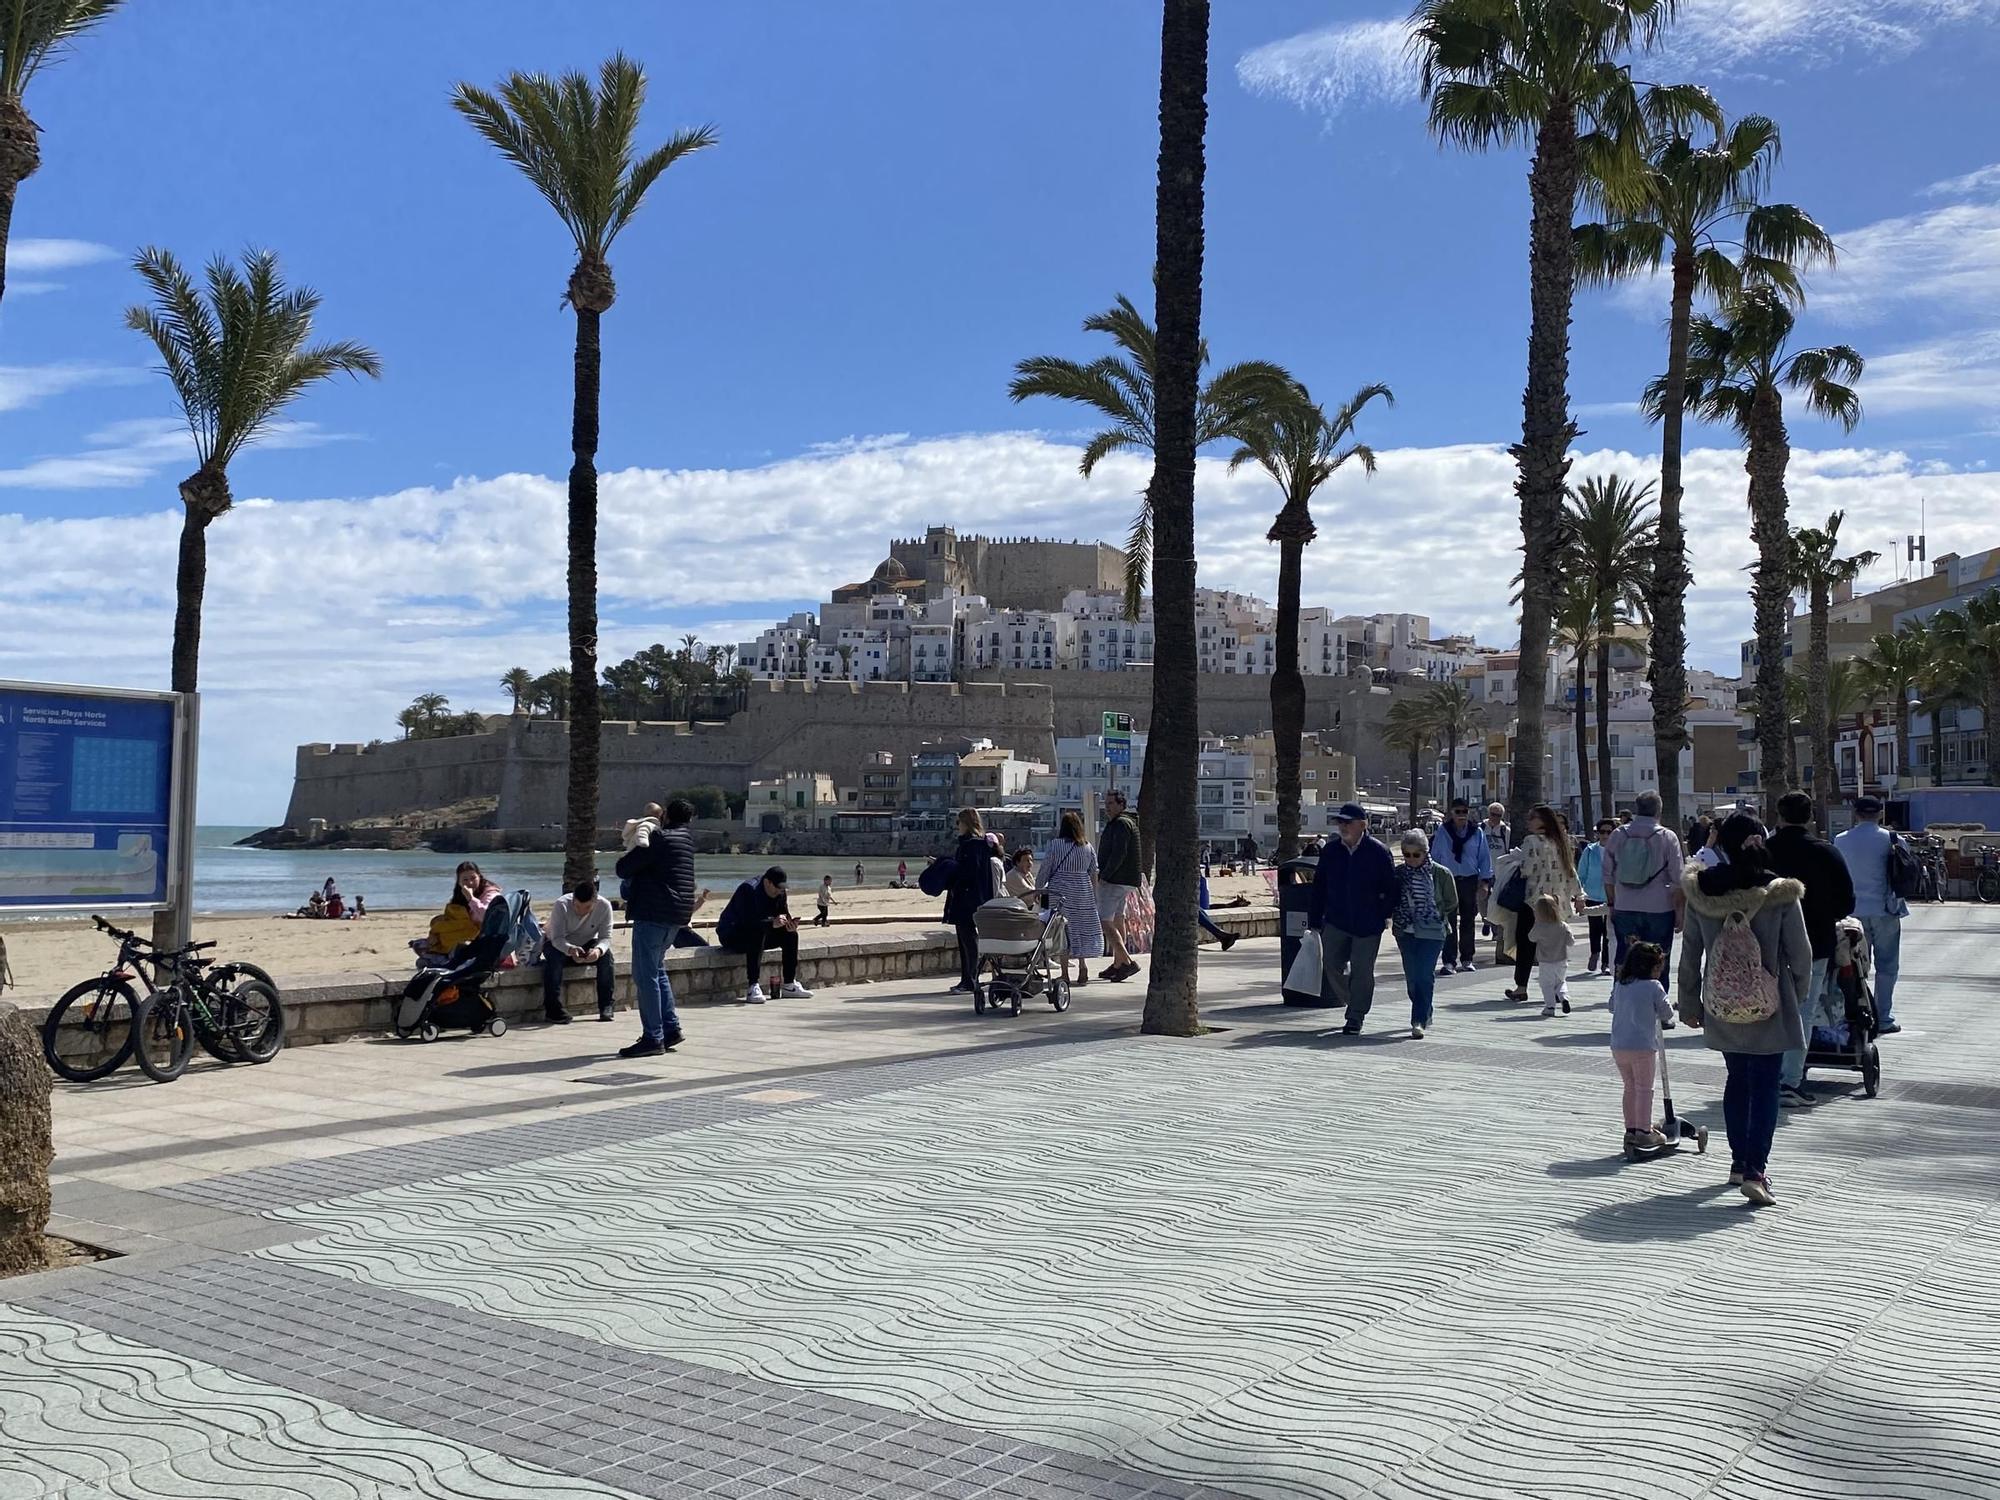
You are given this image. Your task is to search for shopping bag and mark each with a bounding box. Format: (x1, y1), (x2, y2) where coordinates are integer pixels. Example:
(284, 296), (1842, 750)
(1120, 882), (1157, 955)
(1284, 929), (1323, 994)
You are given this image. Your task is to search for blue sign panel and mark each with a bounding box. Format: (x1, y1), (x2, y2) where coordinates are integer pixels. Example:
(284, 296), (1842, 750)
(0, 683), (176, 910)
(1104, 735), (1133, 768)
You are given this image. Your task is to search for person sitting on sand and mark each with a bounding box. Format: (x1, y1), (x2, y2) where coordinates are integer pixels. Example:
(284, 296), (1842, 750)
(351, 895), (367, 919)
(296, 890), (326, 919)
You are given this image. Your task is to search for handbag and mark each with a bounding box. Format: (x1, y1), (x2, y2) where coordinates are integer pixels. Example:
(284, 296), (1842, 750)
(1496, 866), (1529, 913)
(1038, 843), (1075, 911)
(1120, 881), (1157, 955)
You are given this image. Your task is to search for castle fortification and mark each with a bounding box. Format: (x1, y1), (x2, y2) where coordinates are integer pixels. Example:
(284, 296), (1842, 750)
(886, 525), (1124, 613)
(282, 669), (1414, 832)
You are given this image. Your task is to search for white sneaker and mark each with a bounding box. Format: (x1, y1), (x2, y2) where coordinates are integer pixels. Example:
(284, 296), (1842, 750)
(1540, 1004), (1558, 1018)
(743, 985), (768, 1005)
(1411, 1023), (1426, 1039)
(780, 981), (813, 999)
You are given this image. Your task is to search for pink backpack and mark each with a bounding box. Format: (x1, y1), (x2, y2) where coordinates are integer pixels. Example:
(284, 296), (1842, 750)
(1702, 909), (1779, 1024)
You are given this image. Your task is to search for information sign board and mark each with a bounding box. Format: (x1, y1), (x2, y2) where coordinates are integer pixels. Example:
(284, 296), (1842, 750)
(1101, 711), (1133, 735)
(0, 680), (184, 912)
(1104, 735), (1132, 769)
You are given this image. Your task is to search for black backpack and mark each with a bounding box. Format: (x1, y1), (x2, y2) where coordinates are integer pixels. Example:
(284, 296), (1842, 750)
(1887, 834), (1920, 900)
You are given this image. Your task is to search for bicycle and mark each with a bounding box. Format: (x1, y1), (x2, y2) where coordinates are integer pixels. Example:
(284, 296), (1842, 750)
(1976, 848), (2000, 906)
(41, 918), (285, 1083)
(129, 941), (286, 1083)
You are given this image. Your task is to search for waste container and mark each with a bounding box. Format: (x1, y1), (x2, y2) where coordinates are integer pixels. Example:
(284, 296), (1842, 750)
(1278, 857), (1333, 1007)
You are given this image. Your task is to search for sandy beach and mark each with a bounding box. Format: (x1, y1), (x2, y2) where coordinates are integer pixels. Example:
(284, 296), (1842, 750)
(1, 872), (1277, 1002)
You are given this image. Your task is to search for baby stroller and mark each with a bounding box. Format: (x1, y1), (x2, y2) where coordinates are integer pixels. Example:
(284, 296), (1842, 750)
(1802, 915), (1882, 1098)
(972, 897), (1071, 1018)
(396, 890), (534, 1042)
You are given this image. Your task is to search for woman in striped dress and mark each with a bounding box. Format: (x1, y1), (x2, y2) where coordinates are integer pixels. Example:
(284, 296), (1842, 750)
(1038, 809), (1103, 987)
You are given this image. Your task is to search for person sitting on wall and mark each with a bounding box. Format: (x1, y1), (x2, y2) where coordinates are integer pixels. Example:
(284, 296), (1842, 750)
(541, 878), (616, 1025)
(716, 867), (813, 1005)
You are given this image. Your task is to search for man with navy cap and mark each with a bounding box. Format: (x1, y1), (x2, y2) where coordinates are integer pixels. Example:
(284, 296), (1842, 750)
(1307, 802), (1399, 1035)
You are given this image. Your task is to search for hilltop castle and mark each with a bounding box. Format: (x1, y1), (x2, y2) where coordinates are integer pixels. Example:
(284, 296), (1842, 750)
(825, 525), (1125, 614)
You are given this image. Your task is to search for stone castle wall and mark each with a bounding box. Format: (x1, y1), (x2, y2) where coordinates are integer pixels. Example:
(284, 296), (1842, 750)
(888, 532), (1123, 613)
(285, 678), (1060, 831)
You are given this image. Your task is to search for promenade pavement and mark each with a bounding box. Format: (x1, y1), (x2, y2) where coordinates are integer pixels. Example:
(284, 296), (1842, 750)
(7, 903), (1999, 1498)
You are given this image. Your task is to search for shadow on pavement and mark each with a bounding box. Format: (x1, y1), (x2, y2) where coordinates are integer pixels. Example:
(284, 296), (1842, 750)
(1570, 1179), (1744, 1241)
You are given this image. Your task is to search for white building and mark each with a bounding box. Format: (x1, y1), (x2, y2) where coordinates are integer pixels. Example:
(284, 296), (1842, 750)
(1056, 733), (1147, 808)
(741, 614), (818, 679)
(909, 622), (955, 681)
(1197, 743), (1254, 839)
(974, 610), (1078, 672)
(1547, 697), (1743, 821)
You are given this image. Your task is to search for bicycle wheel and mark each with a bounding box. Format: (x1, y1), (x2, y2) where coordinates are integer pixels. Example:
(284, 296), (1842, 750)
(218, 978), (286, 1063)
(1979, 873), (2000, 905)
(41, 977), (140, 1083)
(131, 988), (193, 1083)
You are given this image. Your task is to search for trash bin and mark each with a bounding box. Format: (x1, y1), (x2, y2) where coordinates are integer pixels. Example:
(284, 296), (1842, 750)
(1278, 857), (1333, 1007)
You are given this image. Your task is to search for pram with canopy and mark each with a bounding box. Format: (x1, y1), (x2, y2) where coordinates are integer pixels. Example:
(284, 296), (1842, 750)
(395, 890), (536, 1041)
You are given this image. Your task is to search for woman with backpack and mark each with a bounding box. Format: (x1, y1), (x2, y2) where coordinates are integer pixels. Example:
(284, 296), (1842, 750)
(1677, 812), (1812, 1208)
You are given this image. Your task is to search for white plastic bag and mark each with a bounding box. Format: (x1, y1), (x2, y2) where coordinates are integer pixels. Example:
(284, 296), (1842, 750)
(1284, 929), (1323, 995)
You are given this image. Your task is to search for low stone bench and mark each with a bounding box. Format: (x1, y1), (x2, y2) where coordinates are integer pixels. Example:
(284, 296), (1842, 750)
(20, 908), (1278, 1050)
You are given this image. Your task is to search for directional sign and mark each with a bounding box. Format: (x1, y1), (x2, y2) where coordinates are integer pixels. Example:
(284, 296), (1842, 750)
(0, 680), (186, 912)
(1101, 711), (1133, 735)
(1104, 735), (1133, 768)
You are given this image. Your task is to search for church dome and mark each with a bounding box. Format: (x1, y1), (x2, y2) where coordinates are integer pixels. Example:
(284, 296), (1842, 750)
(871, 557), (909, 584)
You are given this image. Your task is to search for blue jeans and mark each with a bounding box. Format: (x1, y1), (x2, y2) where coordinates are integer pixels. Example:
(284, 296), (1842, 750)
(1396, 932), (1445, 1027)
(1781, 957), (1835, 1088)
(1723, 1051), (1783, 1178)
(630, 921), (682, 1043)
(1611, 908), (1676, 978)
(1198, 910), (1227, 942)
(1860, 914), (1902, 1024)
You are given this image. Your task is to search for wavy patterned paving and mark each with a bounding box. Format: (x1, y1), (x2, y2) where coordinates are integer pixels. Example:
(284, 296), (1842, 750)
(259, 1044), (2000, 1498)
(0, 1308), (642, 1500)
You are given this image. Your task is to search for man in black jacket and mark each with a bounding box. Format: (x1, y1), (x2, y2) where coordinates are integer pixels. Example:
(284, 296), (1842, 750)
(1096, 791), (1142, 981)
(612, 798), (699, 1057)
(1767, 790), (1855, 1108)
(717, 866), (812, 1005)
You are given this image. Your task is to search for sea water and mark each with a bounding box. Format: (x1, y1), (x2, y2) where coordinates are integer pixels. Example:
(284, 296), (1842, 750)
(191, 827), (925, 914)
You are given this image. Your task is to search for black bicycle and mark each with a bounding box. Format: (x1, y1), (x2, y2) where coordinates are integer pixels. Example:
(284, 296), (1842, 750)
(41, 918), (285, 1083)
(1977, 847), (2000, 905)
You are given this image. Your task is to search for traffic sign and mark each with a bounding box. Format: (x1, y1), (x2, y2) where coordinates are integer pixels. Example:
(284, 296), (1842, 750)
(1101, 711), (1132, 735)
(1104, 734), (1132, 768)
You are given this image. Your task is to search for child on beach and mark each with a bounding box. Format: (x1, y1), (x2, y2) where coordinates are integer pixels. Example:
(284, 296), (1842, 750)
(1608, 941), (1675, 1152)
(814, 874), (835, 927)
(1530, 893), (1573, 1017)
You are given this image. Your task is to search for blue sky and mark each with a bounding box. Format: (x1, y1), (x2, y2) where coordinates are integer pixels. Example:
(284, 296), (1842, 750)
(5, 1), (2000, 819)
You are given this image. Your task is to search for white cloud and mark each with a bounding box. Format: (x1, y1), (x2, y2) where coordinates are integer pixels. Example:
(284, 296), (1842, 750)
(1924, 163), (2000, 198)
(8, 238), (118, 274)
(0, 416), (349, 490)
(0, 361), (144, 415)
(1575, 400), (1641, 418)
(1235, 18), (1417, 116)
(1239, 2), (1999, 117)
(6, 432), (1995, 821)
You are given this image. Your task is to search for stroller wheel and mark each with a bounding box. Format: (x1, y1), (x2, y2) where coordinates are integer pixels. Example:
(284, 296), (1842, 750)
(972, 989), (987, 1016)
(418, 1022), (439, 1043)
(1050, 977), (1071, 1013)
(488, 1015), (509, 1038)
(1863, 1044), (1881, 1098)
(1008, 988), (1022, 1017)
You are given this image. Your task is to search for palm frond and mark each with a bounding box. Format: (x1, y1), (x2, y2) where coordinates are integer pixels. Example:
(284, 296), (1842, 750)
(1573, 219), (1666, 286)
(1123, 501), (1150, 620)
(0, 0), (122, 93)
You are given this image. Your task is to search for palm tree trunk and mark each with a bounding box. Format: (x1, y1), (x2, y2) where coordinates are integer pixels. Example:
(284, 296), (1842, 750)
(1140, 0), (1208, 1039)
(1986, 668), (2000, 788)
(1648, 244), (1696, 829)
(564, 302), (605, 889)
(1574, 650), (1592, 830)
(1897, 690), (1913, 784)
(1446, 734), (1459, 807)
(1594, 636), (1613, 821)
(170, 503), (211, 695)
(1271, 534), (1306, 861)
(0, 179), (15, 310)
(1408, 745), (1421, 824)
(1808, 580), (1832, 829)
(1508, 104), (1582, 829)
(1747, 388), (1793, 821)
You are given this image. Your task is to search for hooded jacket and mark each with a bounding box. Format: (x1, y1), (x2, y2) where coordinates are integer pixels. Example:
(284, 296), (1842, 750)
(1675, 865), (1812, 1055)
(1764, 824), (1855, 960)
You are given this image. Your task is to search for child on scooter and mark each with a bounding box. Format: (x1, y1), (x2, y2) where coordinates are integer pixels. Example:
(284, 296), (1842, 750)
(1609, 941), (1674, 1152)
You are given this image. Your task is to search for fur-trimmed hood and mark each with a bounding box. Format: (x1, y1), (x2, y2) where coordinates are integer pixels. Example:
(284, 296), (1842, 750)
(1680, 865), (1805, 919)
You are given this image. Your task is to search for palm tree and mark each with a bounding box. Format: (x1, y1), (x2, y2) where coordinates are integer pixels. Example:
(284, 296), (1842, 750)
(1138, 0), (1212, 1040)
(1384, 697), (1438, 824)
(501, 666), (534, 714)
(1426, 678), (1476, 811)
(396, 705), (423, 740)
(1553, 574), (1601, 829)
(1930, 593), (2000, 787)
(1412, 0), (1710, 827)
(411, 692), (450, 734)
(453, 55), (716, 887)
(1856, 623), (1930, 785)
(1577, 112), (1834, 827)
(1009, 293), (1289, 616)
(1788, 511), (1879, 822)
(1228, 380), (1393, 860)
(530, 668), (571, 721)
(0, 0), (121, 308)
(1664, 283), (1862, 818)
(125, 249), (380, 695)
(1565, 474), (1656, 821)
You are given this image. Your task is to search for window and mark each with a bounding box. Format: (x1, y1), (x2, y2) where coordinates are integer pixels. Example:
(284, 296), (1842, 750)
(1304, 770), (1316, 781)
